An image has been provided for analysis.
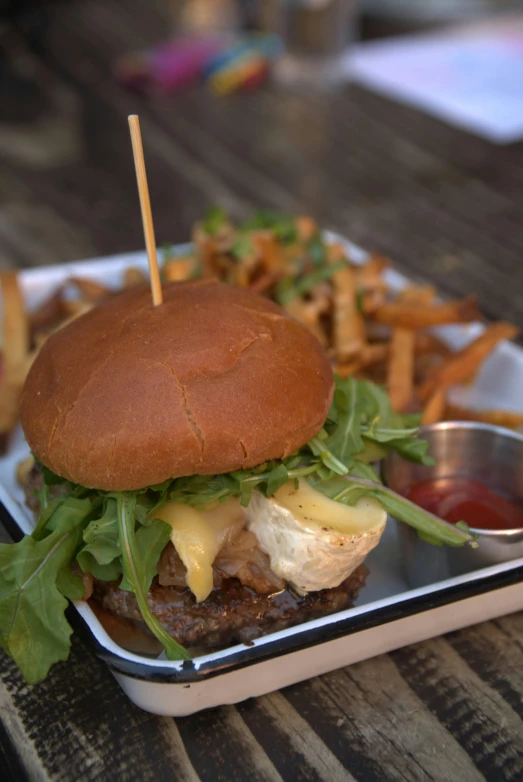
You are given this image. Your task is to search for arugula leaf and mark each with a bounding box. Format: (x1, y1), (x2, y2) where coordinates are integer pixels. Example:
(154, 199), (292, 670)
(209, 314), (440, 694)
(266, 464), (289, 497)
(119, 518), (171, 592)
(325, 377), (365, 463)
(0, 497), (95, 683)
(78, 498), (120, 567)
(241, 210), (298, 245)
(276, 262), (346, 304)
(161, 244), (175, 262)
(383, 437), (435, 466)
(307, 233), (328, 267)
(313, 476), (476, 547)
(362, 426), (419, 443)
(203, 206), (227, 236)
(116, 493), (191, 661)
(231, 233), (255, 261)
(308, 436), (348, 476)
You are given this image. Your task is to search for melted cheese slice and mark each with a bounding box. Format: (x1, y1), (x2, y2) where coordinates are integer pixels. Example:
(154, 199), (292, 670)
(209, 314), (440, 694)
(153, 498), (245, 602)
(273, 480), (384, 534)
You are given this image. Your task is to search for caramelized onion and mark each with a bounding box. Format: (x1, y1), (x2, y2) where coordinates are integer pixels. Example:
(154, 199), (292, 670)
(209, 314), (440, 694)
(157, 528), (285, 595)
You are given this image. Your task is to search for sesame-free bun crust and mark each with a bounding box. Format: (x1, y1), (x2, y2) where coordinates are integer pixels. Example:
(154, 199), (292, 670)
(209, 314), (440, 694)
(20, 280), (334, 490)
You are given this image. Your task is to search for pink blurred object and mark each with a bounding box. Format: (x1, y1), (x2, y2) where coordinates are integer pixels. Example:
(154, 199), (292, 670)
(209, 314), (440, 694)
(114, 37), (224, 93)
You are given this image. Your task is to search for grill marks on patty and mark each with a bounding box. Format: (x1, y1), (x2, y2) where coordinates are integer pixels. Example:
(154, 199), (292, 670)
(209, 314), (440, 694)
(92, 566), (368, 649)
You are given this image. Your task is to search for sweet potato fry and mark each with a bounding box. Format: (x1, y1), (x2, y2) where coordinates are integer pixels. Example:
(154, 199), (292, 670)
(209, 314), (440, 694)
(387, 328), (415, 412)
(445, 404), (523, 430)
(422, 388), (447, 425)
(372, 294), (480, 329)
(332, 265), (366, 361)
(419, 322), (519, 401)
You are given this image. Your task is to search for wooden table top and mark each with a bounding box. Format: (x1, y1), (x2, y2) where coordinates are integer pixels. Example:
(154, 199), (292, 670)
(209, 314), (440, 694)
(1, 2), (523, 780)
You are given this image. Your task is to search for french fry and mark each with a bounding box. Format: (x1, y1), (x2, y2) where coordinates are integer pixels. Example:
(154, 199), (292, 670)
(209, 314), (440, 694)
(372, 294), (480, 329)
(332, 265), (366, 361)
(163, 257), (195, 282)
(360, 289), (387, 315)
(0, 273), (30, 448)
(30, 288), (65, 336)
(2, 273), (29, 373)
(285, 298), (328, 348)
(419, 322), (519, 401)
(61, 300), (94, 322)
(355, 254), (389, 291)
(360, 342), (388, 368)
(248, 270), (281, 294)
(399, 285), (436, 306)
(422, 388), (447, 425)
(68, 277), (110, 302)
(123, 267), (147, 288)
(445, 404), (523, 430)
(415, 332), (452, 357)
(295, 216), (317, 243)
(334, 360), (363, 379)
(253, 232), (281, 272)
(387, 328), (415, 412)
(16, 454), (35, 486)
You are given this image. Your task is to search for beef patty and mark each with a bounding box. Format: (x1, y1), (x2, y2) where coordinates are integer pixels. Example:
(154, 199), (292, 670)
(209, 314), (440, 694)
(93, 566), (367, 650)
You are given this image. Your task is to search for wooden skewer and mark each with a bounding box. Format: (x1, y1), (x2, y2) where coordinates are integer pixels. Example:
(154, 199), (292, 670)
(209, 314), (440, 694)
(128, 115), (163, 306)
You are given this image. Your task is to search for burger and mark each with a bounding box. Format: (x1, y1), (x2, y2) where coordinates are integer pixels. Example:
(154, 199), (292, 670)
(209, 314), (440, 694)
(0, 279), (473, 683)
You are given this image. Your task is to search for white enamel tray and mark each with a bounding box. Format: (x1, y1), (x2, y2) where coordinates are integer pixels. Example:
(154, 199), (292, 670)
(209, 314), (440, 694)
(1, 239), (523, 717)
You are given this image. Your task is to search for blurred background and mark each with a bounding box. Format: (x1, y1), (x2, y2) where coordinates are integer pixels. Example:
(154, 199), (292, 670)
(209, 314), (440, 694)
(1, 0), (523, 326)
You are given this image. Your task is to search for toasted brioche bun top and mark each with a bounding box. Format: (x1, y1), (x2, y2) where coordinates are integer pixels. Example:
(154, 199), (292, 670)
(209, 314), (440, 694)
(20, 280), (334, 490)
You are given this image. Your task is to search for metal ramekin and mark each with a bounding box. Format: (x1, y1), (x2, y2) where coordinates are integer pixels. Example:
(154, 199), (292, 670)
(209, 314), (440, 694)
(382, 422), (523, 588)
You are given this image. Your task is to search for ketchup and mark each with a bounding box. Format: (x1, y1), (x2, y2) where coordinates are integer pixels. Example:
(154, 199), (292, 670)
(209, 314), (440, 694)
(405, 478), (523, 531)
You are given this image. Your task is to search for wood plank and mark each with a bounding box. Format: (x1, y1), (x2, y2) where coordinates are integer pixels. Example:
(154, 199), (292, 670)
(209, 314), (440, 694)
(176, 705), (282, 782)
(446, 620), (523, 723)
(283, 653), (482, 782)
(0, 637), (197, 782)
(391, 636), (523, 780)
(239, 691), (356, 782)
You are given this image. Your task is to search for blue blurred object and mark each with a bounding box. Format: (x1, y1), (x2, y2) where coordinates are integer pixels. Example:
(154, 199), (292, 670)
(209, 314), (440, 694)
(203, 34), (283, 77)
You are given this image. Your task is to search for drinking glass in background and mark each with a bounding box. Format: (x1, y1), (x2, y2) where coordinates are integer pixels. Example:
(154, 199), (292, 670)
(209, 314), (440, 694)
(263, 0), (356, 88)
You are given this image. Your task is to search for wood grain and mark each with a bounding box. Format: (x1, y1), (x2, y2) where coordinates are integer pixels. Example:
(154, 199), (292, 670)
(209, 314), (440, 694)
(1, 1), (523, 780)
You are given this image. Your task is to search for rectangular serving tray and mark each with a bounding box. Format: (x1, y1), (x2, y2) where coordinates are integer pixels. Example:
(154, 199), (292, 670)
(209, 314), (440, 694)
(1, 239), (523, 716)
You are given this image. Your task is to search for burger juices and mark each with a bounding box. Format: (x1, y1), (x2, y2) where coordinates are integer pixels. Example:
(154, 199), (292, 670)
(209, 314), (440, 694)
(0, 280), (474, 683)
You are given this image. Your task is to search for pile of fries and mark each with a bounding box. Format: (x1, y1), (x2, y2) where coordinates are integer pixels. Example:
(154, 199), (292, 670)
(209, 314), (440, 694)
(1, 208), (521, 452)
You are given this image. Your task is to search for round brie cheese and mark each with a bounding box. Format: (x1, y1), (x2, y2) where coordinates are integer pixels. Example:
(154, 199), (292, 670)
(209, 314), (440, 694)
(246, 480), (386, 594)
